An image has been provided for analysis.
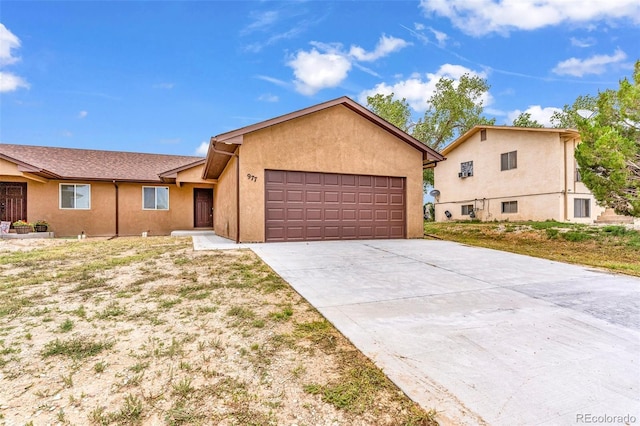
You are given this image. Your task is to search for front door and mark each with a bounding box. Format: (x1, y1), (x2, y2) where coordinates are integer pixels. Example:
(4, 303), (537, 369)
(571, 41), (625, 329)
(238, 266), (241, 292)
(0, 182), (27, 226)
(194, 188), (213, 228)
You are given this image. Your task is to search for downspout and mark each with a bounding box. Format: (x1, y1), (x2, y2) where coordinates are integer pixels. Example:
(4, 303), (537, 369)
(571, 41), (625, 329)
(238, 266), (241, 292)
(113, 181), (119, 237)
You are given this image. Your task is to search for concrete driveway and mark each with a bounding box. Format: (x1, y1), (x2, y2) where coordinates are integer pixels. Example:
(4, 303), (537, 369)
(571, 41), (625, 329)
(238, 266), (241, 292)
(245, 239), (640, 425)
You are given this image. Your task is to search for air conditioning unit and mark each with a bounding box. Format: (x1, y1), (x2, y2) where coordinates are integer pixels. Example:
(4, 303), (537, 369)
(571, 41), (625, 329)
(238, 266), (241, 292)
(458, 172), (471, 178)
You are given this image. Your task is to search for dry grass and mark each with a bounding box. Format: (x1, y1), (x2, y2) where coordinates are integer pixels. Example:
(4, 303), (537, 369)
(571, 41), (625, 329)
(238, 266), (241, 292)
(424, 221), (640, 277)
(0, 236), (437, 426)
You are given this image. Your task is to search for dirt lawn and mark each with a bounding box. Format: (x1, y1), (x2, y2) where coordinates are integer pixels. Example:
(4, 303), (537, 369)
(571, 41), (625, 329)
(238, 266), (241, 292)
(0, 236), (437, 426)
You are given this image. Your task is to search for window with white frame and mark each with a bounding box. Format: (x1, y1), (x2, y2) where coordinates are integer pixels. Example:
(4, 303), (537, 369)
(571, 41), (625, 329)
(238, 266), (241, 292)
(143, 187), (169, 210)
(501, 151), (517, 171)
(461, 204), (474, 215)
(501, 201), (518, 213)
(574, 198), (590, 218)
(60, 184), (91, 209)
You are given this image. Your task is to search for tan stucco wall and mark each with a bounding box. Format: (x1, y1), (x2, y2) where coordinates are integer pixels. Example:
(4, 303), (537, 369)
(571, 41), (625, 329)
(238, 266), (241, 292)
(0, 158), (22, 175)
(2, 172), (214, 237)
(433, 129), (604, 222)
(219, 104), (424, 242)
(213, 156), (238, 240)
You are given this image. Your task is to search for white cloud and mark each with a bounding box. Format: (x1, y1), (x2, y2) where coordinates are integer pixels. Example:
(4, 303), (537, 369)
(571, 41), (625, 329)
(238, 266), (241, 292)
(77, 110), (88, 119)
(0, 24), (28, 92)
(0, 24), (20, 66)
(287, 34), (409, 96)
(349, 35), (410, 62)
(552, 49), (627, 76)
(507, 105), (561, 127)
(419, 0), (640, 36)
(0, 71), (29, 92)
(258, 93), (279, 102)
(429, 27), (449, 47)
(570, 37), (595, 48)
(255, 75), (289, 87)
(195, 141), (209, 156)
(287, 48), (352, 95)
(358, 64), (490, 113)
(242, 10), (279, 35)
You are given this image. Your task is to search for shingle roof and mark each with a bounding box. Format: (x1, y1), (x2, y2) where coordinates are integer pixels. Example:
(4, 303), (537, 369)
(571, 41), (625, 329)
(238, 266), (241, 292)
(0, 143), (204, 182)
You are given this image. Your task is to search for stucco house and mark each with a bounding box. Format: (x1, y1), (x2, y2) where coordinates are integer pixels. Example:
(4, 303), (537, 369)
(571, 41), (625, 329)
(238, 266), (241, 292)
(1, 97), (444, 240)
(203, 96), (443, 242)
(0, 145), (214, 237)
(433, 125), (605, 223)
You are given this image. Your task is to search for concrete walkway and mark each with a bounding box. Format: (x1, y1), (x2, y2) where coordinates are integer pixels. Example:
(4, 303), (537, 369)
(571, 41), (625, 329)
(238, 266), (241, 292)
(195, 237), (640, 425)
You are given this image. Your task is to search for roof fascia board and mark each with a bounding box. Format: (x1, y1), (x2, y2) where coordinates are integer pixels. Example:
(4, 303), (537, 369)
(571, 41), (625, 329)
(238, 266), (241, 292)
(210, 96), (444, 162)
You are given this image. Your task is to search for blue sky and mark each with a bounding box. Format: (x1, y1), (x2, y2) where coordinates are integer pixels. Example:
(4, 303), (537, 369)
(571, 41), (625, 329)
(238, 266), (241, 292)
(1, 0), (639, 157)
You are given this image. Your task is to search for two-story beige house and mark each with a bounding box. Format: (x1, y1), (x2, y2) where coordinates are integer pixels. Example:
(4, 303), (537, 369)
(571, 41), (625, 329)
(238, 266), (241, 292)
(433, 126), (605, 223)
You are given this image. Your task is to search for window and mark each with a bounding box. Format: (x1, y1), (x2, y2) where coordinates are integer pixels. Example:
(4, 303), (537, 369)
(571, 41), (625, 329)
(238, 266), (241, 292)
(60, 184), (91, 209)
(480, 129), (487, 141)
(461, 204), (474, 215)
(575, 167), (582, 182)
(501, 151), (517, 171)
(460, 161), (474, 177)
(574, 198), (590, 218)
(501, 201), (518, 214)
(143, 187), (169, 210)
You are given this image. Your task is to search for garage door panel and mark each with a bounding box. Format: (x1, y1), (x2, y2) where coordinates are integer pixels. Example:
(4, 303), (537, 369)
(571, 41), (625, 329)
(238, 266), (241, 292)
(306, 209), (323, 221)
(325, 191), (339, 203)
(287, 208), (304, 220)
(266, 189), (285, 202)
(358, 193), (373, 204)
(324, 174), (339, 186)
(306, 191), (322, 203)
(265, 170), (405, 242)
(306, 173), (322, 185)
(325, 209), (340, 221)
(286, 172), (305, 185)
(342, 192), (356, 203)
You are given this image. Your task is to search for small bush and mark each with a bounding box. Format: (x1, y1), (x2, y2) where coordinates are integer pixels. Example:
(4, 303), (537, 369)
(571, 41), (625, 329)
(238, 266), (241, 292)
(562, 231), (592, 242)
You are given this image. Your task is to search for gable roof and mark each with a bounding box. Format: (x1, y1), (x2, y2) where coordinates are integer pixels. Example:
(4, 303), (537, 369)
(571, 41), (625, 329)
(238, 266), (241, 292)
(442, 125), (581, 156)
(203, 96), (445, 179)
(0, 143), (204, 183)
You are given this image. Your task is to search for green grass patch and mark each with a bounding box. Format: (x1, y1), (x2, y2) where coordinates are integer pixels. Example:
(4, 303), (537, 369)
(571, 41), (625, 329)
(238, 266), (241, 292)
(42, 337), (114, 360)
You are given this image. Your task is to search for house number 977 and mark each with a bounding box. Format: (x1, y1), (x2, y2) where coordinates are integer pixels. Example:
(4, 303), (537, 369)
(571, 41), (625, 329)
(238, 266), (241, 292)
(247, 174), (258, 182)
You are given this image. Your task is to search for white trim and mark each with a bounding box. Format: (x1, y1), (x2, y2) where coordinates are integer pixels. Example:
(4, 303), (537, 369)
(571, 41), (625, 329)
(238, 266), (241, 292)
(59, 183), (91, 210)
(142, 186), (170, 210)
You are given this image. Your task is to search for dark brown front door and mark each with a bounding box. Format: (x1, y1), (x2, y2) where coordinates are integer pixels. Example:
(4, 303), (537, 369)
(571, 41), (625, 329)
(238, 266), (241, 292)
(0, 182), (27, 226)
(265, 170), (405, 242)
(194, 188), (213, 228)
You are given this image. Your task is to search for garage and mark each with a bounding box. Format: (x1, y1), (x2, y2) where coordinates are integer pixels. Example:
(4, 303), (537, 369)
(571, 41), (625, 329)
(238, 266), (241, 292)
(202, 97), (444, 243)
(265, 170), (405, 242)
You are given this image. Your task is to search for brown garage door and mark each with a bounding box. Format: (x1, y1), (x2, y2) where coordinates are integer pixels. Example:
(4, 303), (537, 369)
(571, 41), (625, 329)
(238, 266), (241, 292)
(265, 170), (405, 242)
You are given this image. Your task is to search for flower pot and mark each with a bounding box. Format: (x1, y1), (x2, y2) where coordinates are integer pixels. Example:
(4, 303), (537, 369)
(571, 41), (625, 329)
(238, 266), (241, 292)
(14, 225), (32, 234)
(34, 225), (48, 232)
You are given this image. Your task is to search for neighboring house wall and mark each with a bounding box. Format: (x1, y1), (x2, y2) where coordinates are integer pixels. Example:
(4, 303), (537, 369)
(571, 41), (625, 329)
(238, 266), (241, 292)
(434, 127), (604, 223)
(217, 104), (424, 242)
(1, 159), (214, 236)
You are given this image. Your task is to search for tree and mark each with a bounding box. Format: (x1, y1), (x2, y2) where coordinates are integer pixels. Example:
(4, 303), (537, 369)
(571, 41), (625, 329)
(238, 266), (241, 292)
(412, 74), (495, 151)
(366, 73), (495, 187)
(512, 112), (543, 128)
(574, 60), (640, 216)
(366, 94), (411, 131)
(550, 94), (598, 128)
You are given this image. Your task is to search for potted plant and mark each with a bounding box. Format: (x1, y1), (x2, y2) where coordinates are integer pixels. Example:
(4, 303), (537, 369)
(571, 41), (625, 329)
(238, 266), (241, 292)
(12, 220), (33, 234)
(34, 220), (49, 232)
